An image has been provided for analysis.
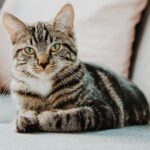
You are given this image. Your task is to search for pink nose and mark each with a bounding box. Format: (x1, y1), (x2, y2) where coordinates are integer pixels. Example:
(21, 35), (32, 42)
(37, 53), (49, 69)
(40, 62), (49, 69)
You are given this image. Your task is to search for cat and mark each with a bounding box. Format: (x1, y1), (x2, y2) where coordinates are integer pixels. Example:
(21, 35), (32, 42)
(3, 3), (149, 133)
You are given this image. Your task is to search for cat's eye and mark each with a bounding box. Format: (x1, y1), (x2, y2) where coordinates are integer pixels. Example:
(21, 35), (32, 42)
(24, 47), (35, 55)
(50, 43), (61, 53)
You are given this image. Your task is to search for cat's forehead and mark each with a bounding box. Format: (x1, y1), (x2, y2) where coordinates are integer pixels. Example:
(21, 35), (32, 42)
(30, 22), (54, 43)
(25, 22), (65, 50)
(30, 22), (53, 34)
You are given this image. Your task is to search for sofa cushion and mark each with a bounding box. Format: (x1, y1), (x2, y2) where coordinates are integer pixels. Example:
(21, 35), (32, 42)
(132, 6), (150, 104)
(0, 123), (150, 150)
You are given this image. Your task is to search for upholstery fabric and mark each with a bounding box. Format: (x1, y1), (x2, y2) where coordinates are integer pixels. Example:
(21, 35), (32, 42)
(132, 10), (150, 104)
(0, 123), (150, 150)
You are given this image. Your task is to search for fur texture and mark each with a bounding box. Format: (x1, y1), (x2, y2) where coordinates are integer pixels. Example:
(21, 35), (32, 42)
(3, 4), (149, 133)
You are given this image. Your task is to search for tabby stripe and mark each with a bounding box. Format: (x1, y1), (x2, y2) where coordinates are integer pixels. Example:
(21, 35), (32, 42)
(53, 89), (83, 109)
(52, 86), (82, 102)
(43, 26), (49, 42)
(16, 62), (27, 66)
(49, 34), (53, 43)
(13, 49), (22, 59)
(55, 64), (82, 84)
(64, 54), (74, 62)
(93, 109), (102, 129)
(32, 27), (38, 44)
(55, 115), (62, 129)
(46, 81), (79, 99)
(63, 43), (77, 55)
(83, 100), (104, 129)
(54, 97), (78, 109)
(30, 38), (33, 45)
(78, 110), (85, 130)
(85, 112), (94, 130)
(48, 83), (83, 106)
(85, 64), (119, 127)
(35, 24), (42, 41)
(53, 74), (82, 91)
(66, 114), (71, 122)
(97, 80), (119, 127)
(97, 71), (124, 127)
(22, 70), (37, 79)
(51, 78), (80, 95)
(15, 90), (41, 98)
(99, 105), (116, 129)
(86, 117), (92, 130)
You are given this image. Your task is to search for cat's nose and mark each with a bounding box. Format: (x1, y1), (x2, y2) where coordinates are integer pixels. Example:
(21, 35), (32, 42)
(40, 62), (49, 69)
(38, 53), (49, 69)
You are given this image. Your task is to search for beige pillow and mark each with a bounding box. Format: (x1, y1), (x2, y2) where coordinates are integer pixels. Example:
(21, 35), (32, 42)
(0, 0), (147, 89)
(132, 13), (150, 103)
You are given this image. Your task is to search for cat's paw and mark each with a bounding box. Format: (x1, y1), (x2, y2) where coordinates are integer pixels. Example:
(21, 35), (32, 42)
(14, 116), (38, 133)
(37, 111), (54, 131)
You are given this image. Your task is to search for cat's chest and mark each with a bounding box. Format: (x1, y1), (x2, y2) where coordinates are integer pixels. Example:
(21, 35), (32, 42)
(25, 78), (52, 97)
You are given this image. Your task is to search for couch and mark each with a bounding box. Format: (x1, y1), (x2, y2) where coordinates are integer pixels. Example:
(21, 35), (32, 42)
(0, 0), (150, 150)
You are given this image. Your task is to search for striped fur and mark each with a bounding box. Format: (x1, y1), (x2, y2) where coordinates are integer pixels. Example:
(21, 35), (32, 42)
(3, 4), (149, 133)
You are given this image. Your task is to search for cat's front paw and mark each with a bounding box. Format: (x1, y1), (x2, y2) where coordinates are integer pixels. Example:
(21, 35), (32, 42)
(14, 116), (38, 133)
(37, 111), (55, 131)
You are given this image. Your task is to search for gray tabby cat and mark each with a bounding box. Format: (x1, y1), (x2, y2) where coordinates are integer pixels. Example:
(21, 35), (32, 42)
(3, 4), (149, 133)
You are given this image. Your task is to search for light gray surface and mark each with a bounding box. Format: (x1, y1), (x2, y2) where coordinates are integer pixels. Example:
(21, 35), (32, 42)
(0, 95), (16, 123)
(0, 124), (150, 150)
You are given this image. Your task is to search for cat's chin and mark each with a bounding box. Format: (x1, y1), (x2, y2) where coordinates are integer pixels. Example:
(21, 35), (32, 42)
(33, 72), (52, 80)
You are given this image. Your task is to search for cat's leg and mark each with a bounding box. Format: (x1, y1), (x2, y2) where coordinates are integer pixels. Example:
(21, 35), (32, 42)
(14, 110), (38, 133)
(37, 105), (116, 132)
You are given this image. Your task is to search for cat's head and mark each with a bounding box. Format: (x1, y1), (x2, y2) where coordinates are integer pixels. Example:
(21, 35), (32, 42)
(3, 4), (78, 80)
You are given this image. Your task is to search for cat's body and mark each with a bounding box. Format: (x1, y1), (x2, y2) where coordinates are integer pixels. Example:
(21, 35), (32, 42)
(3, 4), (149, 133)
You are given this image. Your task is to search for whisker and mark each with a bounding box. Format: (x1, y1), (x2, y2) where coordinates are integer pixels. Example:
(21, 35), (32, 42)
(0, 78), (11, 88)
(1, 88), (10, 95)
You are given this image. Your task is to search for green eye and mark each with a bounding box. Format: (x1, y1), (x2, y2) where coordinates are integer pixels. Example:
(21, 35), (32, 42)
(24, 47), (35, 55)
(50, 43), (61, 52)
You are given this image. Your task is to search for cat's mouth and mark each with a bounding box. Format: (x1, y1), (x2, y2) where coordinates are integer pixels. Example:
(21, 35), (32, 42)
(30, 64), (58, 79)
(32, 64), (56, 73)
(30, 70), (53, 80)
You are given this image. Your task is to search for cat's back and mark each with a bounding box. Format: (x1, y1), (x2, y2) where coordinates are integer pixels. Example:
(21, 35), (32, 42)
(83, 62), (150, 126)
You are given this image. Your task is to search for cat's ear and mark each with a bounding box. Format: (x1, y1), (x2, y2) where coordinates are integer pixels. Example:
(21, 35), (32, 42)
(3, 12), (27, 44)
(54, 3), (74, 34)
